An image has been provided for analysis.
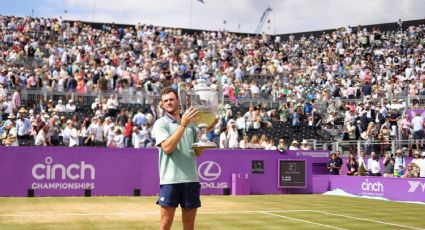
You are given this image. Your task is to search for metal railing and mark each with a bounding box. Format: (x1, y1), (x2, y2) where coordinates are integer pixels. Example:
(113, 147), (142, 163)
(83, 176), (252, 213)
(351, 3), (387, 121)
(312, 139), (413, 157)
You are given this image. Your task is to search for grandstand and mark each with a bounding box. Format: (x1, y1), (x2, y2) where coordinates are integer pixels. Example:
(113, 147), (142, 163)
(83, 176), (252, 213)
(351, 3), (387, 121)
(0, 15), (424, 153)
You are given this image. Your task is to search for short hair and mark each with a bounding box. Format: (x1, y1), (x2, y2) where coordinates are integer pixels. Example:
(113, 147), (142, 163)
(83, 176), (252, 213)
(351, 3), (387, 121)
(160, 87), (178, 99)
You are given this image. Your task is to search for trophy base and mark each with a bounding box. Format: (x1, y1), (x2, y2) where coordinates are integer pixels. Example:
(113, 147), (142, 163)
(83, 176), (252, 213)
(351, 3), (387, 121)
(192, 141), (217, 150)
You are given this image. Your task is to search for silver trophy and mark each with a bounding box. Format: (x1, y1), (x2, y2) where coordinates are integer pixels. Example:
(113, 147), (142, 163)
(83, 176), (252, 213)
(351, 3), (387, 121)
(178, 79), (223, 149)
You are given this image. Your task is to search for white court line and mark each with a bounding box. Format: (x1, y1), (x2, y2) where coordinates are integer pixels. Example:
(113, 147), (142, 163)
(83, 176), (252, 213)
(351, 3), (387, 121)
(313, 210), (425, 230)
(259, 211), (348, 230)
(0, 210), (312, 217)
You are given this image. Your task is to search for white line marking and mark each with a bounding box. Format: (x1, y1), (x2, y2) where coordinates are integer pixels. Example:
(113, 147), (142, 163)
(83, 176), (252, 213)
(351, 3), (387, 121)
(259, 211), (348, 230)
(0, 210), (312, 217)
(313, 210), (425, 230)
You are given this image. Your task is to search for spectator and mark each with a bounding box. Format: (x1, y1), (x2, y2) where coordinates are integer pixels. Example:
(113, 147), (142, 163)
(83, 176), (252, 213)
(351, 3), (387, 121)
(383, 152), (395, 177)
(335, 151), (344, 175)
(66, 99), (76, 113)
(88, 117), (104, 147)
(219, 127), (228, 149)
(355, 120), (363, 140)
(411, 113), (424, 149)
(34, 122), (48, 146)
(15, 108), (32, 146)
(239, 135), (250, 149)
(62, 120), (73, 146)
(363, 122), (376, 154)
(346, 153), (358, 176)
(116, 109), (128, 127)
(105, 123), (115, 147)
(47, 118), (60, 146)
(277, 139), (287, 153)
(69, 122), (79, 147)
(133, 110), (147, 127)
(91, 98), (100, 110)
(107, 94), (119, 117)
(124, 118), (134, 147)
(112, 127), (124, 148)
(394, 149), (406, 177)
(2, 114), (18, 146)
(235, 111), (246, 137)
(289, 140), (300, 150)
(132, 126), (144, 148)
(141, 124), (153, 147)
(411, 151), (421, 165)
(55, 100), (66, 112)
(12, 88), (21, 110)
(247, 134), (261, 149)
(226, 120), (239, 149)
(300, 140), (311, 150)
(265, 139), (277, 150)
(367, 152), (381, 176)
(259, 134), (268, 149)
(327, 153), (341, 175)
(81, 118), (92, 146)
(402, 164), (420, 178)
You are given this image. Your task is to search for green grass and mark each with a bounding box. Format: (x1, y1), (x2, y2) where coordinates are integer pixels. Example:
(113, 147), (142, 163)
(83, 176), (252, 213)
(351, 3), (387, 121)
(0, 195), (424, 229)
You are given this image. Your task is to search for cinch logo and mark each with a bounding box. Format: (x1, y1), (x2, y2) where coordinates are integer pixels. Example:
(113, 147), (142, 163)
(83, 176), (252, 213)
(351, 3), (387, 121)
(408, 181), (425, 193)
(32, 157), (95, 180)
(361, 179), (384, 192)
(198, 161), (221, 181)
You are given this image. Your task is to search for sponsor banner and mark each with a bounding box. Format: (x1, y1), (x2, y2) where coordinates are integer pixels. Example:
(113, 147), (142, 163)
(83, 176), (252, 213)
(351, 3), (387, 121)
(330, 176), (425, 203)
(0, 147), (316, 197)
(0, 147), (152, 196)
(405, 109), (425, 119)
(285, 150), (330, 158)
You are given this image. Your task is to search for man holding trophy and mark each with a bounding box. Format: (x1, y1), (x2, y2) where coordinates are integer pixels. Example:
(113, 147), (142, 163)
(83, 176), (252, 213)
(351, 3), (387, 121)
(153, 82), (220, 230)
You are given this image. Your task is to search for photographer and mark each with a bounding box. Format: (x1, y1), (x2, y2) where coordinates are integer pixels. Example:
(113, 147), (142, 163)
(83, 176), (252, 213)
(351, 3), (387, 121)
(327, 153), (342, 175)
(383, 152), (395, 177)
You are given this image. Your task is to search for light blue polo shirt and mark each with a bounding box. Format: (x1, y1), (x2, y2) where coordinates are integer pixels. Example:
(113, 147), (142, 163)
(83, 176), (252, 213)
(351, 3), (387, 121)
(152, 113), (199, 185)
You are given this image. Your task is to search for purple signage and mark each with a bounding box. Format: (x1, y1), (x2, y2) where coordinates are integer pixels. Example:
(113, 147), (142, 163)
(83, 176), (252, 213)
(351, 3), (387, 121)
(285, 150), (330, 158)
(1, 148), (324, 197)
(330, 176), (425, 203)
(0, 147), (155, 196)
(405, 109), (425, 119)
(1, 147), (424, 204)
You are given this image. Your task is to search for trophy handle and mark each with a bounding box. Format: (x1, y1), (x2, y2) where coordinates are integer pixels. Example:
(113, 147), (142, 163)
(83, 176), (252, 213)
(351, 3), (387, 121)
(215, 82), (224, 109)
(177, 82), (192, 113)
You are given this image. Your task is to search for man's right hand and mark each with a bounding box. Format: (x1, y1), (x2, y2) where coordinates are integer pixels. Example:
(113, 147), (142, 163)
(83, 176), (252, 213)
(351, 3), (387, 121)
(181, 107), (199, 127)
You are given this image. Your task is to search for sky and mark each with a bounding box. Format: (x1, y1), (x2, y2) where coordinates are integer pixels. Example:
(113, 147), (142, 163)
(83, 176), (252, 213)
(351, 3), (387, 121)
(0, 0), (424, 34)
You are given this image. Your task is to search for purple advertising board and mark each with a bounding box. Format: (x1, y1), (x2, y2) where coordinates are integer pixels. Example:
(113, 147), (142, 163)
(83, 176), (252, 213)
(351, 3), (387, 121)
(0, 147), (156, 196)
(330, 176), (425, 203)
(405, 109), (425, 119)
(0, 147), (327, 197)
(1, 147), (424, 204)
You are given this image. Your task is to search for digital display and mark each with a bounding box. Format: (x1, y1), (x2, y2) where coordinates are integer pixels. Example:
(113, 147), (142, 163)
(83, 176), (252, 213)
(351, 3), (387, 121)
(252, 160), (264, 174)
(279, 160), (306, 188)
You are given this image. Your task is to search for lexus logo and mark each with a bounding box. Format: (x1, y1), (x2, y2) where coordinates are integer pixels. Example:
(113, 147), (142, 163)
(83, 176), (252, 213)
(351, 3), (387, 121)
(198, 161), (221, 181)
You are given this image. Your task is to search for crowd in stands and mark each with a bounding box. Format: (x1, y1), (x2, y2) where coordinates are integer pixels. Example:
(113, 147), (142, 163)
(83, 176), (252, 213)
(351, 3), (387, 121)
(0, 15), (425, 152)
(327, 149), (425, 178)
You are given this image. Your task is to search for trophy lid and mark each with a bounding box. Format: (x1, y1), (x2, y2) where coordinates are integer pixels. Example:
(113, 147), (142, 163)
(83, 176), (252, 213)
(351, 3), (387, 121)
(194, 79), (209, 90)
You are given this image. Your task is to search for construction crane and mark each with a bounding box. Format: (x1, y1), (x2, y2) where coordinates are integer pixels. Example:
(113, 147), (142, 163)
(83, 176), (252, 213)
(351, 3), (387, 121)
(254, 7), (273, 34)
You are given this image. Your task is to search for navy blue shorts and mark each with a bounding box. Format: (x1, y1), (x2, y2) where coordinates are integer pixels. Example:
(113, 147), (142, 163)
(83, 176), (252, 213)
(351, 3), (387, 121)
(414, 130), (424, 140)
(157, 182), (201, 209)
